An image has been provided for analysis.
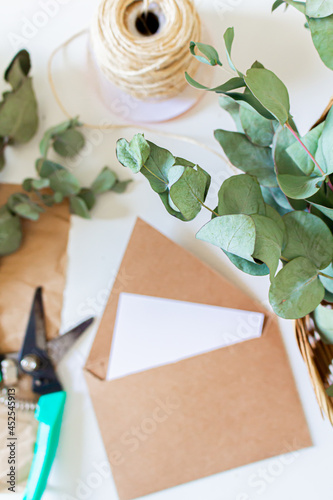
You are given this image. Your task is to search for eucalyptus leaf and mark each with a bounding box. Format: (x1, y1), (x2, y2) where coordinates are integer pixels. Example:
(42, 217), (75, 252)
(169, 166), (211, 220)
(214, 129), (278, 187)
(196, 214), (256, 261)
(319, 263), (333, 292)
(252, 213), (284, 278)
(39, 117), (81, 157)
(313, 304), (333, 344)
(218, 174), (266, 216)
(91, 167), (117, 194)
(315, 106), (333, 174)
(111, 179), (132, 193)
(78, 188), (96, 210)
(269, 256), (325, 318)
(240, 106), (275, 146)
(244, 68), (290, 124)
(159, 191), (188, 221)
(261, 186), (291, 215)
(309, 14), (333, 70)
(31, 178), (50, 190)
(4, 50), (31, 91)
(12, 202), (42, 221)
(36, 159), (65, 177)
(70, 196), (90, 219)
(223, 249), (270, 275)
(0, 77), (38, 143)
(282, 210), (333, 268)
(185, 73), (245, 93)
(53, 129), (85, 158)
(286, 122), (324, 175)
(274, 126), (301, 176)
(223, 27), (240, 74)
(272, 0), (285, 10)
(224, 90), (275, 120)
(116, 134), (150, 174)
(48, 169), (81, 196)
(141, 140), (175, 193)
(277, 173), (323, 198)
(219, 96), (243, 132)
(189, 41), (222, 66)
(0, 206), (22, 256)
(306, 0), (333, 18)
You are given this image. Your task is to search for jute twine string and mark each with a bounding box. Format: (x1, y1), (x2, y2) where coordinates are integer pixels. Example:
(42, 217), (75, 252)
(47, 31), (236, 171)
(90, 0), (201, 100)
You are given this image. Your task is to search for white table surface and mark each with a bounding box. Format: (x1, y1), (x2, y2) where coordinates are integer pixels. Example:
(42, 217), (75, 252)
(1, 0), (333, 499)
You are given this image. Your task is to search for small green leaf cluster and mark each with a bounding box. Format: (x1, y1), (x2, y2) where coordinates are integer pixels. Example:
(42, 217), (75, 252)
(272, 0), (333, 70)
(116, 28), (333, 332)
(0, 50), (39, 171)
(0, 118), (131, 257)
(116, 134), (211, 221)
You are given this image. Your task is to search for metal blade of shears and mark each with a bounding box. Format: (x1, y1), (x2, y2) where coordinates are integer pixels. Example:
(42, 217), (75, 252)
(47, 317), (94, 366)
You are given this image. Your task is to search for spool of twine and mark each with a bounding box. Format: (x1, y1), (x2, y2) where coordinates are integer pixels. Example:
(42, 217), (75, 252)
(90, 0), (201, 100)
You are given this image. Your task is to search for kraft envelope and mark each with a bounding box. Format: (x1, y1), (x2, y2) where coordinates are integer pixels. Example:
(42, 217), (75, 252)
(85, 218), (312, 500)
(0, 183), (70, 353)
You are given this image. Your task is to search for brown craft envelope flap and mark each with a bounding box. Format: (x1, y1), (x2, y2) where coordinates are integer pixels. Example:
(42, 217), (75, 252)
(0, 183), (70, 352)
(84, 218), (311, 500)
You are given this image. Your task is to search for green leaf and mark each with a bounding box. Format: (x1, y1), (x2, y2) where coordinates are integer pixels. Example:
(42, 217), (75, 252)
(308, 200), (333, 220)
(306, 0), (333, 18)
(285, 122), (324, 175)
(91, 167), (117, 194)
(0, 206), (22, 256)
(4, 50), (31, 90)
(48, 169), (80, 196)
(141, 141), (175, 193)
(223, 27), (240, 74)
(158, 191), (188, 221)
(36, 159), (65, 177)
(284, 0), (306, 13)
(219, 96), (243, 132)
(169, 166), (211, 220)
(31, 178), (50, 190)
(214, 129), (278, 187)
(185, 73), (245, 93)
(111, 179), (132, 193)
(70, 196), (90, 219)
(53, 129), (85, 158)
(272, 0), (285, 11)
(261, 187), (291, 215)
(274, 126), (301, 176)
(0, 77), (38, 143)
(189, 41), (222, 66)
(277, 173), (323, 199)
(309, 15), (333, 70)
(223, 249), (269, 275)
(224, 90), (275, 120)
(7, 193), (43, 220)
(251, 213), (284, 278)
(244, 68), (290, 124)
(116, 134), (150, 174)
(282, 211), (333, 269)
(315, 106), (333, 174)
(239, 106), (275, 147)
(78, 188), (96, 210)
(218, 174), (266, 216)
(269, 256), (325, 318)
(0, 138), (6, 171)
(319, 263), (333, 293)
(313, 304), (333, 344)
(326, 384), (333, 397)
(196, 214), (256, 261)
(39, 117), (81, 157)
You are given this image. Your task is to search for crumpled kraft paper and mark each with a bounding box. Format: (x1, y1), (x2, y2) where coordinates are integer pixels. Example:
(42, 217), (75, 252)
(0, 183), (70, 353)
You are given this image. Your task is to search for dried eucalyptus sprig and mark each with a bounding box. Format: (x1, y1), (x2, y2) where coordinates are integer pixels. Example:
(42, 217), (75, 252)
(0, 50), (39, 170)
(0, 117), (131, 256)
(116, 28), (333, 338)
(272, 0), (333, 70)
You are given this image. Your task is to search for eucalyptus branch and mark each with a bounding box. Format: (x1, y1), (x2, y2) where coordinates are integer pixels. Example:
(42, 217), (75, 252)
(285, 122), (333, 192)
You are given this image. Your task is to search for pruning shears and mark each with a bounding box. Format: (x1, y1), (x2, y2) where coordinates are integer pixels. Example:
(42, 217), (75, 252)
(0, 287), (94, 500)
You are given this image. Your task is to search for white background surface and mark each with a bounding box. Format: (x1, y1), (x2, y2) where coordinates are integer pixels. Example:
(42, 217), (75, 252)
(1, 0), (333, 499)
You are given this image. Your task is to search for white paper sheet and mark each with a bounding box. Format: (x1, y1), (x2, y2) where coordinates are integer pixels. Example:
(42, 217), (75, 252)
(107, 293), (264, 380)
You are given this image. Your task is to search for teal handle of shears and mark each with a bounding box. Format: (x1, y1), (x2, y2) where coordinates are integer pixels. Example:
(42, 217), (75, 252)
(23, 391), (66, 500)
